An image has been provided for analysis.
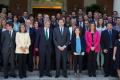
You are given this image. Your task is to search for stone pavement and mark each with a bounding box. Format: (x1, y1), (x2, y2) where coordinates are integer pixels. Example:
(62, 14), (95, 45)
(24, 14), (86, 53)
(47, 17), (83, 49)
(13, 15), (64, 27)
(0, 70), (118, 80)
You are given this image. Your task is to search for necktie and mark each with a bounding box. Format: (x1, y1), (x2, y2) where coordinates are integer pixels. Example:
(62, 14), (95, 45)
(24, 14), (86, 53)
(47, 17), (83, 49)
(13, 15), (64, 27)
(109, 30), (112, 47)
(9, 31), (11, 37)
(45, 29), (48, 40)
(79, 22), (81, 27)
(60, 28), (63, 35)
(109, 31), (112, 38)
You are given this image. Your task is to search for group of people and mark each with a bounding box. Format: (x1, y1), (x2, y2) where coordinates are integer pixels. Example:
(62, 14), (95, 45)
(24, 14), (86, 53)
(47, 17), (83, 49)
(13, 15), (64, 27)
(0, 7), (120, 79)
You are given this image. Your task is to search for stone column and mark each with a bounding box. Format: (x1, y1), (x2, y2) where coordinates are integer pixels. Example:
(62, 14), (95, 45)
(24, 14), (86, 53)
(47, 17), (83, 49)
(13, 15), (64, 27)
(61, 0), (67, 11)
(113, 0), (120, 17)
(27, 0), (32, 14)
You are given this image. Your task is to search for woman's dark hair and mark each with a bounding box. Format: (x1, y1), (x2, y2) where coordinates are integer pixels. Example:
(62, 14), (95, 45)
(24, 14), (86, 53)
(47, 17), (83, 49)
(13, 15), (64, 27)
(13, 15), (19, 23)
(73, 27), (82, 37)
(97, 18), (104, 28)
(19, 23), (27, 33)
(117, 31), (120, 39)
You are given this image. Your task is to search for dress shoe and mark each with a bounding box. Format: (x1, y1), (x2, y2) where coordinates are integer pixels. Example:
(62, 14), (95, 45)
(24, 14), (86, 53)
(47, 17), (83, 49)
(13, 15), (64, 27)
(10, 74), (17, 78)
(46, 74), (52, 77)
(4, 75), (8, 79)
(89, 75), (92, 77)
(55, 75), (59, 78)
(19, 76), (23, 79)
(39, 74), (43, 78)
(63, 75), (68, 78)
(104, 74), (109, 77)
(28, 69), (33, 72)
(23, 75), (27, 78)
(93, 74), (96, 77)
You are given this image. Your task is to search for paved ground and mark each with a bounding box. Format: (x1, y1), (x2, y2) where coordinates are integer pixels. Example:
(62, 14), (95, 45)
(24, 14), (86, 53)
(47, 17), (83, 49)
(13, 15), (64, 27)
(0, 70), (118, 80)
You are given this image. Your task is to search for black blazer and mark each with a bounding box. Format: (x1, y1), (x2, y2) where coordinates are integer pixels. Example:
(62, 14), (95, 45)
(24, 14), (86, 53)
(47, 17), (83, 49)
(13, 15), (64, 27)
(100, 29), (118, 50)
(71, 35), (85, 53)
(29, 28), (35, 46)
(35, 27), (53, 54)
(0, 29), (2, 48)
(18, 16), (26, 23)
(51, 21), (58, 29)
(1, 30), (16, 55)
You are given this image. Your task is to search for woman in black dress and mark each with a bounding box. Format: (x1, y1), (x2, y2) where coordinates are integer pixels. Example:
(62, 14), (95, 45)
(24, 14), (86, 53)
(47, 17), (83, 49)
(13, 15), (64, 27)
(113, 32), (120, 79)
(33, 21), (39, 70)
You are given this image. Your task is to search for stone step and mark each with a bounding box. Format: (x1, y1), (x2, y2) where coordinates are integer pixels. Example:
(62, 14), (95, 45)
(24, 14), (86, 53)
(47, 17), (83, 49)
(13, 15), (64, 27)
(0, 70), (118, 80)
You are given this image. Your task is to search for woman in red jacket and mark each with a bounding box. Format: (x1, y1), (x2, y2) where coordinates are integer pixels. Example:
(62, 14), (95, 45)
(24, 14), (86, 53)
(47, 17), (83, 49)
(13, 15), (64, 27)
(85, 23), (100, 77)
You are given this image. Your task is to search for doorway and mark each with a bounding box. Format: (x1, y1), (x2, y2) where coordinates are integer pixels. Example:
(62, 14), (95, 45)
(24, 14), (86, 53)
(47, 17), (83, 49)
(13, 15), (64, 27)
(32, 8), (61, 17)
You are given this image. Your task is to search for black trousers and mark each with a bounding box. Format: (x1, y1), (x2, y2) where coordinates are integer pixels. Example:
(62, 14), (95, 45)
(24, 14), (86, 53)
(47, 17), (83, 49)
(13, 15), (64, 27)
(56, 49), (67, 76)
(17, 54), (27, 77)
(27, 46), (33, 71)
(39, 46), (51, 75)
(0, 49), (3, 69)
(74, 55), (83, 73)
(3, 49), (15, 76)
(103, 48), (116, 76)
(87, 51), (97, 76)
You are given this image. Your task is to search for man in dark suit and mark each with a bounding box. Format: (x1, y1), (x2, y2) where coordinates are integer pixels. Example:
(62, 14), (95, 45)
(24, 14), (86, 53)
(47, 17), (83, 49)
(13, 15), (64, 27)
(35, 20), (53, 77)
(51, 15), (58, 29)
(37, 13), (44, 27)
(0, 28), (2, 70)
(101, 23), (118, 77)
(77, 16), (84, 28)
(1, 22), (16, 79)
(19, 11), (28, 23)
(53, 19), (70, 78)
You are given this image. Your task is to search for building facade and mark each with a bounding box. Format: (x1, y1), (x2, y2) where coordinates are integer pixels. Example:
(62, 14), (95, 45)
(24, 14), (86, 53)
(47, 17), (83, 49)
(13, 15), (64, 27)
(0, 0), (120, 16)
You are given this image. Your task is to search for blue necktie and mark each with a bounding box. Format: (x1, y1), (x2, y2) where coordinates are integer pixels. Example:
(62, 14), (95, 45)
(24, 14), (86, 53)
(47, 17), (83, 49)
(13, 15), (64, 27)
(109, 30), (112, 47)
(60, 28), (63, 35)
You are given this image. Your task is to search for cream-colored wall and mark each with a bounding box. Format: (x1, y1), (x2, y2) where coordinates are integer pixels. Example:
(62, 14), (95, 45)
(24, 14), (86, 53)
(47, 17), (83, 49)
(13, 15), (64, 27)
(0, 0), (9, 5)
(84, 0), (96, 7)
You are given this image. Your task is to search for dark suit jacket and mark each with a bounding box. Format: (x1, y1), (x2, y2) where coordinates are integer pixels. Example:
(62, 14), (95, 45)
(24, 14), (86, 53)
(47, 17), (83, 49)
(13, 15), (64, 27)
(18, 16), (26, 23)
(53, 27), (70, 49)
(51, 21), (58, 29)
(38, 19), (44, 28)
(71, 35), (85, 53)
(0, 29), (2, 48)
(76, 21), (83, 27)
(35, 27), (53, 54)
(0, 29), (2, 63)
(1, 30), (16, 60)
(29, 28), (35, 46)
(100, 29), (118, 50)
